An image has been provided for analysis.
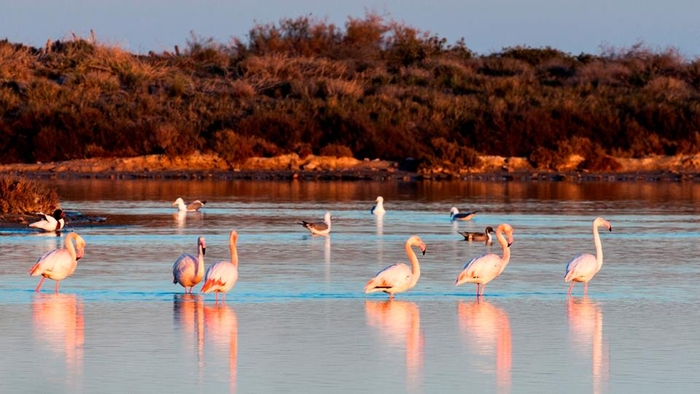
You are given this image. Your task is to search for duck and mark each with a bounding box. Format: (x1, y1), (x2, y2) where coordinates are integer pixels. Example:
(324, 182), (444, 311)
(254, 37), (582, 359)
(459, 226), (495, 244)
(28, 209), (65, 232)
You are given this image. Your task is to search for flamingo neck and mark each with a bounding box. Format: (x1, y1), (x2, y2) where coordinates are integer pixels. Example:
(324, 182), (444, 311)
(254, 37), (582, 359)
(406, 241), (421, 286)
(230, 239), (239, 268)
(497, 228), (511, 273)
(65, 233), (78, 261)
(593, 224), (604, 272)
(197, 244), (205, 275)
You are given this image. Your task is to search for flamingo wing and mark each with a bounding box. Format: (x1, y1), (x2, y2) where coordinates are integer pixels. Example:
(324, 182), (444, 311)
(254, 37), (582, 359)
(365, 263), (412, 293)
(456, 253), (501, 284)
(172, 253), (197, 284)
(564, 253), (597, 282)
(201, 262), (239, 293)
(29, 249), (75, 280)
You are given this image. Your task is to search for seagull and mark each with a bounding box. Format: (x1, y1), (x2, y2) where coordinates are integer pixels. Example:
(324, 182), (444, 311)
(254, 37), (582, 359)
(172, 197), (206, 212)
(29, 209), (66, 232)
(299, 212), (332, 236)
(450, 207), (477, 221)
(371, 196), (386, 215)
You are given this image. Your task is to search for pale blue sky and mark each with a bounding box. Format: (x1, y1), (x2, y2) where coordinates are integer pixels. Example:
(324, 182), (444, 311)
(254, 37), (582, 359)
(3, 0), (700, 57)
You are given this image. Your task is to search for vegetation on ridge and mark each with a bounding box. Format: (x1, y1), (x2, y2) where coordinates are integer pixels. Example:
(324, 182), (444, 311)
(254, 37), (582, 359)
(1, 13), (700, 172)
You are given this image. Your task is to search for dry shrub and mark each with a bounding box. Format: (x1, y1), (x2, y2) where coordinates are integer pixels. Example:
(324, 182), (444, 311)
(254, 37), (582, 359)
(643, 76), (691, 101)
(426, 137), (481, 169)
(212, 129), (278, 163)
(319, 144), (353, 158)
(320, 78), (364, 98)
(0, 40), (34, 81)
(0, 176), (60, 214)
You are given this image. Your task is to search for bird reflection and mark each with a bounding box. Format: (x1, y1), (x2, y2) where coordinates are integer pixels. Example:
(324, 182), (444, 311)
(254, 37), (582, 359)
(365, 300), (424, 391)
(173, 294), (205, 375)
(174, 295), (238, 392)
(324, 235), (331, 282)
(375, 214), (384, 236)
(204, 303), (238, 393)
(173, 211), (187, 231)
(457, 300), (511, 394)
(32, 294), (84, 390)
(567, 296), (609, 394)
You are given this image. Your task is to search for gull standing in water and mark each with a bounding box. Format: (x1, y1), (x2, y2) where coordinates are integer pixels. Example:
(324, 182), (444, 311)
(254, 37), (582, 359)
(29, 232), (87, 293)
(564, 217), (613, 296)
(455, 224), (514, 296)
(172, 236), (207, 293)
(365, 236), (427, 300)
(371, 196), (386, 215)
(172, 197), (206, 212)
(450, 207), (477, 221)
(299, 212), (332, 236)
(201, 231), (239, 302)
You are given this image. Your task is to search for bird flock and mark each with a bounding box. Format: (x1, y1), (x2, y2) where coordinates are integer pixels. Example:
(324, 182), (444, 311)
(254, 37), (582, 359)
(27, 196), (612, 300)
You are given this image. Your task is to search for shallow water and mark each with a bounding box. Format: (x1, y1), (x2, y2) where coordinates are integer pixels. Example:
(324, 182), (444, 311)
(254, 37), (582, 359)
(1, 179), (700, 393)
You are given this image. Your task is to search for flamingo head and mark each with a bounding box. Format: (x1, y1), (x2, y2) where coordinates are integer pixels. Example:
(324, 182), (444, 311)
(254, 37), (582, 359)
(497, 223), (514, 247)
(408, 236), (427, 255)
(229, 230), (238, 245)
(198, 236), (206, 255)
(594, 217), (613, 232)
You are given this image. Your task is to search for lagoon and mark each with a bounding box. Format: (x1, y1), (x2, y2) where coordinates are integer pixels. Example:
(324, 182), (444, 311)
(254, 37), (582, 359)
(1, 179), (699, 393)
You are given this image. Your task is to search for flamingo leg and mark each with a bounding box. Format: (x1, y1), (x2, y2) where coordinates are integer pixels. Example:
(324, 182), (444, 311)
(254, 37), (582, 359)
(389, 293), (395, 300)
(480, 284), (486, 297)
(475, 284), (480, 297)
(584, 282), (589, 296)
(35, 277), (46, 292)
(215, 292), (219, 303)
(54, 280), (60, 293)
(568, 282), (575, 295)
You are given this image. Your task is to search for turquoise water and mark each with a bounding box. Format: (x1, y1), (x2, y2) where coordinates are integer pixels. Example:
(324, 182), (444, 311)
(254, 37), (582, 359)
(1, 179), (699, 393)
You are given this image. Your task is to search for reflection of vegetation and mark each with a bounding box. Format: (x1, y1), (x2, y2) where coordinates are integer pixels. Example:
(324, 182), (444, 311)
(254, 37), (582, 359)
(0, 176), (60, 214)
(2, 13), (699, 171)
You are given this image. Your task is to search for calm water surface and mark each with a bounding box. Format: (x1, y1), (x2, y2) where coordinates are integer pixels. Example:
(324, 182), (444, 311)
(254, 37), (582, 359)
(1, 179), (699, 393)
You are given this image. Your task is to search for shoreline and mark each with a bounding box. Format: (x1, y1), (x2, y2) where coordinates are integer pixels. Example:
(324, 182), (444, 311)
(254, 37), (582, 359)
(2, 152), (700, 182)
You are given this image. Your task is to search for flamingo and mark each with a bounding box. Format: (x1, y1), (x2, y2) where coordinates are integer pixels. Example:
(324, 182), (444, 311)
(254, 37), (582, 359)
(371, 196), (386, 215)
(364, 235), (427, 300)
(564, 217), (613, 296)
(29, 232), (86, 293)
(29, 209), (65, 232)
(172, 197), (206, 212)
(299, 212), (332, 236)
(201, 231), (239, 302)
(459, 226), (495, 244)
(455, 223), (514, 296)
(172, 236), (207, 293)
(450, 207), (477, 221)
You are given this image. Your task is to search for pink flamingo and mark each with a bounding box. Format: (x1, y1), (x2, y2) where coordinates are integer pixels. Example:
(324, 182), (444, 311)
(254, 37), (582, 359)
(201, 231), (239, 302)
(364, 235), (427, 300)
(564, 217), (613, 296)
(29, 232), (86, 293)
(172, 236), (207, 293)
(455, 223), (514, 296)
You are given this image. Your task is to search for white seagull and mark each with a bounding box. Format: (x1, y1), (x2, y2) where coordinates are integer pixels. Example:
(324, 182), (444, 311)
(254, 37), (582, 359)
(299, 212), (332, 236)
(172, 197), (206, 212)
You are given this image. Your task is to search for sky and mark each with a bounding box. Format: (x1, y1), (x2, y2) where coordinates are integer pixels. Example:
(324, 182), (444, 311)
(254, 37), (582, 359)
(3, 0), (700, 58)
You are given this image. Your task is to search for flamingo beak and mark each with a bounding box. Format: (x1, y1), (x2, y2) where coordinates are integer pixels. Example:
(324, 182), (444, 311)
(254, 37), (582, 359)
(202, 247), (206, 256)
(609, 226), (613, 232)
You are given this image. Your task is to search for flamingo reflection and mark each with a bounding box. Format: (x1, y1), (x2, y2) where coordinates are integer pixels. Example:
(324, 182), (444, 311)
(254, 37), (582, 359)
(204, 303), (238, 393)
(365, 300), (424, 391)
(567, 296), (609, 394)
(173, 296), (238, 392)
(173, 294), (205, 373)
(457, 300), (511, 393)
(32, 294), (84, 389)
